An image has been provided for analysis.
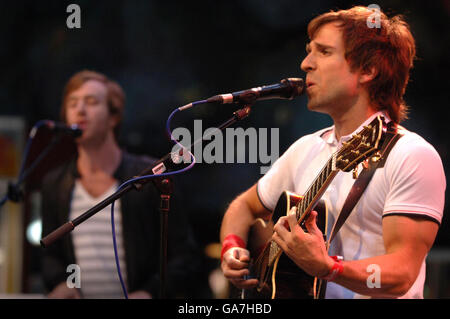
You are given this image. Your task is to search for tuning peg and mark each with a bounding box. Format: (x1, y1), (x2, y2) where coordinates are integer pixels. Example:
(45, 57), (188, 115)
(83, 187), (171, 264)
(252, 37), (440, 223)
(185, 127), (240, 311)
(371, 152), (382, 163)
(362, 158), (370, 169)
(352, 166), (359, 179)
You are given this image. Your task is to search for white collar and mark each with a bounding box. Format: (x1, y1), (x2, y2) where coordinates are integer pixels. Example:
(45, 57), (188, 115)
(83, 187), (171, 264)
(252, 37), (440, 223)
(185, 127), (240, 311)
(323, 111), (391, 146)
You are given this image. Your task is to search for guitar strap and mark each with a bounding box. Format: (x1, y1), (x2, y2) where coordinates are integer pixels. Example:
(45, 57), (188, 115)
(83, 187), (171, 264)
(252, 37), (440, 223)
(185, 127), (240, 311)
(327, 120), (403, 245)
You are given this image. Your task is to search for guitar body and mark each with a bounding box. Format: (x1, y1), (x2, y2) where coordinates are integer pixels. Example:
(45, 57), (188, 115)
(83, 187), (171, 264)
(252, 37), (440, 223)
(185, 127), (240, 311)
(231, 116), (385, 299)
(238, 191), (328, 299)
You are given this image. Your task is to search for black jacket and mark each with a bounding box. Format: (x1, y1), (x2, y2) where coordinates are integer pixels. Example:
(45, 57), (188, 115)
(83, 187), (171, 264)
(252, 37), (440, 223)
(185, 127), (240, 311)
(40, 151), (200, 298)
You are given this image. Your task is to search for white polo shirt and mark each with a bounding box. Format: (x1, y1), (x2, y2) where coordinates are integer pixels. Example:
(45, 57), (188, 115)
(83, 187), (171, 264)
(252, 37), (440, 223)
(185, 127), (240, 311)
(257, 112), (446, 299)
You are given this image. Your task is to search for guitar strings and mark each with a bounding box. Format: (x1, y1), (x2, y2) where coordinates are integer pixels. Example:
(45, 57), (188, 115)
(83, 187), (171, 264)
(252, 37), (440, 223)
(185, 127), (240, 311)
(295, 147), (341, 220)
(247, 123), (380, 298)
(295, 125), (373, 221)
(248, 129), (369, 297)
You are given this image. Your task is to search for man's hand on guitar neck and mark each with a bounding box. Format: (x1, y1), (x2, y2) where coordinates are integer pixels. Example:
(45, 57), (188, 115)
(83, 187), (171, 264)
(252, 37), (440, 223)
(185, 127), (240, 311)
(221, 247), (259, 289)
(272, 207), (335, 278)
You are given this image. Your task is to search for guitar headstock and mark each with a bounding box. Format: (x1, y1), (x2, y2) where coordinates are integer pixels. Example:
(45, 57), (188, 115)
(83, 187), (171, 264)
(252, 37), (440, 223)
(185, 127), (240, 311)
(334, 115), (385, 172)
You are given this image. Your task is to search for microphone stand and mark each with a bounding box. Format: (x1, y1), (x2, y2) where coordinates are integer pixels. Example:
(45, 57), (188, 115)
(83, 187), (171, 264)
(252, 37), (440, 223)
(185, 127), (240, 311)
(40, 103), (253, 298)
(0, 134), (63, 209)
(152, 177), (172, 299)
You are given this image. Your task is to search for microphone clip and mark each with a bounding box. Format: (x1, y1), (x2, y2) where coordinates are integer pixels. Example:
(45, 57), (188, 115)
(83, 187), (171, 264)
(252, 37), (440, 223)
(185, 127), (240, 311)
(233, 105), (252, 120)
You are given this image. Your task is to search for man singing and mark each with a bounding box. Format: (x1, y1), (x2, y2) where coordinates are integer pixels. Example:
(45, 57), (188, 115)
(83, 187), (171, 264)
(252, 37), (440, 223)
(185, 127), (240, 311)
(220, 6), (445, 298)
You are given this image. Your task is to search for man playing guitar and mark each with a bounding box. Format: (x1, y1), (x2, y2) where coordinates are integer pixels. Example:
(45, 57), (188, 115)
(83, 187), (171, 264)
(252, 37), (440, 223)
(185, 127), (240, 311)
(220, 6), (445, 299)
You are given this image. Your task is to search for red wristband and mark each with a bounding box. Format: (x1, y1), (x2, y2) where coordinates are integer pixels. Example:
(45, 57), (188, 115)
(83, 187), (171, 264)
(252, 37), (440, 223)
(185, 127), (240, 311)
(221, 234), (246, 262)
(320, 256), (344, 282)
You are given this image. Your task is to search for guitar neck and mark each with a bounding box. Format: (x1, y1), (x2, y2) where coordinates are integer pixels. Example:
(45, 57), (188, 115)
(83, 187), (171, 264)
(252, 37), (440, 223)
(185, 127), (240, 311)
(267, 154), (339, 267)
(256, 116), (385, 284)
(296, 154), (338, 224)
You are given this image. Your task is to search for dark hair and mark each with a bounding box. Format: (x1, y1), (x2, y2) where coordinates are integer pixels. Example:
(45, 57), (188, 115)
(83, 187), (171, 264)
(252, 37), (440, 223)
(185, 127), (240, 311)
(308, 6), (416, 123)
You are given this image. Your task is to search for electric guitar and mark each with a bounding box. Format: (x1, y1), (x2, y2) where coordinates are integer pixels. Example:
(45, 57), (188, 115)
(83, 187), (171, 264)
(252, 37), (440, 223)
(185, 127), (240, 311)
(240, 115), (385, 299)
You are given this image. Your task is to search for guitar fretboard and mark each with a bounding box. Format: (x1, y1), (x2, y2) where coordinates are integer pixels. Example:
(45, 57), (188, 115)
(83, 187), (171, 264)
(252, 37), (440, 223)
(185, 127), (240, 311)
(256, 116), (384, 295)
(268, 153), (339, 265)
(296, 153), (338, 221)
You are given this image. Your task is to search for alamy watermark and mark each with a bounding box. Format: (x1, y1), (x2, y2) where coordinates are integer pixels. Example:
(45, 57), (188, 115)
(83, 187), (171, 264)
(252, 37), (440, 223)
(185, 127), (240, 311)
(366, 263), (381, 288)
(66, 264), (81, 288)
(170, 120), (279, 174)
(367, 4), (381, 29)
(66, 4), (81, 29)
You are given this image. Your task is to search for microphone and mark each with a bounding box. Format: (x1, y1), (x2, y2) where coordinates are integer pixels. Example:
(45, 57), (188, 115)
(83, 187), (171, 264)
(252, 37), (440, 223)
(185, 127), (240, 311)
(42, 120), (83, 138)
(206, 78), (305, 105)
